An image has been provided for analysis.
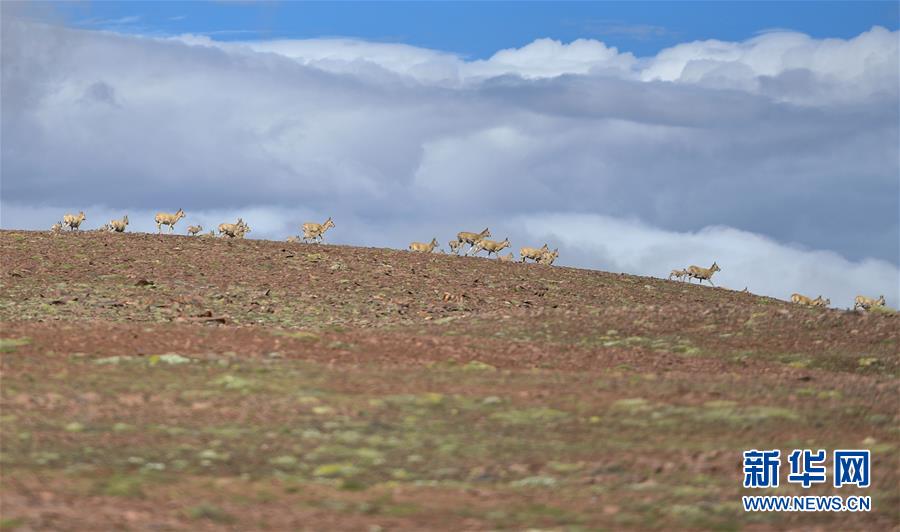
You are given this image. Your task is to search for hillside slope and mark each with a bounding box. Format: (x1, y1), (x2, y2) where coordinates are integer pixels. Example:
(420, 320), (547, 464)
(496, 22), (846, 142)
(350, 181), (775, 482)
(1, 230), (898, 530)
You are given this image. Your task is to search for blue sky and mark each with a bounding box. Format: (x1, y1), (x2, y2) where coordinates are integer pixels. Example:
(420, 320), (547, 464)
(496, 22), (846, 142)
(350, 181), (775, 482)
(29, 1), (900, 57)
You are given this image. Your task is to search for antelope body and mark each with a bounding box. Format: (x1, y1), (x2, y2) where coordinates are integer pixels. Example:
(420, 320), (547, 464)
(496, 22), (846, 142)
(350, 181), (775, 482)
(302, 217), (335, 244)
(538, 248), (559, 265)
(187, 225), (203, 236)
(520, 244), (549, 263)
(155, 209), (185, 233)
(791, 293), (814, 306)
(455, 228), (490, 254)
(218, 218), (248, 238)
(687, 261), (721, 286)
(63, 211), (86, 231)
(471, 237), (510, 257)
(498, 252), (515, 262)
(669, 269), (688, 281)
(812, 296), (830, 308)
(50, 221), (63, 234)
(109, 215), (129, 233)
(409, 238), (439, 253)
(854, 295), (886, 311)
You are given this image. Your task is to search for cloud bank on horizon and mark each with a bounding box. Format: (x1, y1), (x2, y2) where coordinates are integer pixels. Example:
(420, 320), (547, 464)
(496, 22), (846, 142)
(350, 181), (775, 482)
(1, 14), (898, 307)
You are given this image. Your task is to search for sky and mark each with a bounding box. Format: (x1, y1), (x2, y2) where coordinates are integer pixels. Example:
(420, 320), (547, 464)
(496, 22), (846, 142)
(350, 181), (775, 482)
(2, 1), (898, 308)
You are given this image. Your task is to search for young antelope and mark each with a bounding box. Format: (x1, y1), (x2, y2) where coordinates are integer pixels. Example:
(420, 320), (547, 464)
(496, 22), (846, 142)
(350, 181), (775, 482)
(498, 252), (515, 262)
(409, 238), (439, 253)
(218, 218), (247, 238)
(155, 208), (185, 233)
(187, 225), (203, 236)
(669, 268), (689, 282)
(63, 211), (86, 231)
(811, 296), (830, 308)
(302, 217), (335, 244)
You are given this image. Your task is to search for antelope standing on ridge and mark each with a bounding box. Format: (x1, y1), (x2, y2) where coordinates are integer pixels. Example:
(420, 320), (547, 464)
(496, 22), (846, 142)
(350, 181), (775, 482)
(409, 238), (439, 253)
(302, 217), (335, 244)
(155, 209), (185, 233)
(686, 261), (721, 286)
(63, 211), (86, 231)
(187, 225), (203, 236)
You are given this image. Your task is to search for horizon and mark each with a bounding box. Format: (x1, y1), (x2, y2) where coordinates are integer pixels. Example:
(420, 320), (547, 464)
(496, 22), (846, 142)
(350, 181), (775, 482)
(2, 1), (898, 307)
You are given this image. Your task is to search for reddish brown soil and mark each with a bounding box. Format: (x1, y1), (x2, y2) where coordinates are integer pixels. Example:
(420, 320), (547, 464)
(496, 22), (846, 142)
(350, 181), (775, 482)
(1, 230), (898, 530)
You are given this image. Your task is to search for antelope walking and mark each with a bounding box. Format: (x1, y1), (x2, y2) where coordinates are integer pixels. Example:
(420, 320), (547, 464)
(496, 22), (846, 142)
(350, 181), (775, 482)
(455, 228), (490, 255)
(854, 295), (886, 311)
(218, 218), (248, 238)
(538, 248), (559, 266)
(669, 268), (688, 282)
(155, 208), (185, 233)
(470, 237), (510, 258)
(520, 244), (549, 263)
(791, 293), (815, 306)
(409, 238), (439, 253)
(302, 217), (335, 244)
(186, 225), (203, 236)
(686, 261), (721, 286)
(498, 252), (515, 262)
(63, 211), (86, 231)
(108, 215), (129, 233)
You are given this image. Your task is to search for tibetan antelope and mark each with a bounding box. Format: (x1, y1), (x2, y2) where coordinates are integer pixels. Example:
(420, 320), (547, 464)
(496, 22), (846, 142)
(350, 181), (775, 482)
(687, 261), (721, 286)
(302, 217), (335, 244)
(155, 208), (185, 233)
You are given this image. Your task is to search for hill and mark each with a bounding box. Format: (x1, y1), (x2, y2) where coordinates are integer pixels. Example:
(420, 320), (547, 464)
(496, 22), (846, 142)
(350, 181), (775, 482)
(1, 230), (898, 530)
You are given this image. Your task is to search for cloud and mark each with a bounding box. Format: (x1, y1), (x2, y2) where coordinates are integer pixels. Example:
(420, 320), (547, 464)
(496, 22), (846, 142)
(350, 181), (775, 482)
(1, 17), (897, 306)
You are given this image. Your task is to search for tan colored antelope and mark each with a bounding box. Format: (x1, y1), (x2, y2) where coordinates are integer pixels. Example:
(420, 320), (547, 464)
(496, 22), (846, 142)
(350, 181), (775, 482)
(302, 217), (335, 244)
(186, 225), (203, 236)
(108, 215), (129, 233)
(791, 293), (814, 306)
(669, 268), (689, 282)
(455, 228), (490, 254)
(448, 239), (462, 255)
(50, 221), (63, 234)
(409, 238), (438, 253)
(470, 237), (510, 258)
(498, 252), (515, 262)
(812, 296), (830, 308)
(286, 235), (301, 243)
(854, 295), (886, 311)
(218, 218), (247, 238)
(155, 208), (185, 233)
(687, 261), (721, 286)
(538, 248), (559, 265)
(63, 211), (86, 231)
(519, 244), (549, 263)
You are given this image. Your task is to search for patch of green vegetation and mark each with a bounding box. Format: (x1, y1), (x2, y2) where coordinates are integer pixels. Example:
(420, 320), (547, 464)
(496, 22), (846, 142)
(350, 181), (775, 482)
(186, 504), (235, 523)
(99, 474), (145, 497)
(0, 517), (25, 531)
(490, 407), (568, 426)
(0, 337), (30, 353)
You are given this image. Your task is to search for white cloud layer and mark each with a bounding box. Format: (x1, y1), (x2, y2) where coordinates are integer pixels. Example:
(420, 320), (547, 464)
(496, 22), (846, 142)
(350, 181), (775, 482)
(1, 14), (897, 308)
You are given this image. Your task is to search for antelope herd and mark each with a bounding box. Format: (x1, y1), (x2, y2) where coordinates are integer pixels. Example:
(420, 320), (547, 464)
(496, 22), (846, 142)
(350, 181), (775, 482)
(47, 210), (891, 311)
